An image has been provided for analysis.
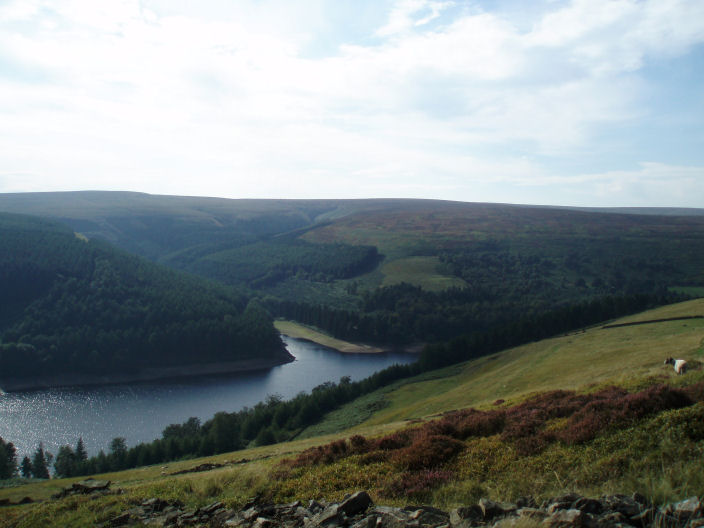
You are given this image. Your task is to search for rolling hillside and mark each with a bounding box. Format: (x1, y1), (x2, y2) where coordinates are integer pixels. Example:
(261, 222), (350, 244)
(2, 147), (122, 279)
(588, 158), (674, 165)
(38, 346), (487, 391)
(1, 299), (702, 527)
(0, 213), (290, 389)
(2, 192), (703, 347)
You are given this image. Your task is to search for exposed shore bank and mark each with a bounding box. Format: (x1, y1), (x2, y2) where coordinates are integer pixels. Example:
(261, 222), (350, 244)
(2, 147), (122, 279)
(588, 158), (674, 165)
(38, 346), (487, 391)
(274, 320), (423, 354)
(0, 354), (294, 392)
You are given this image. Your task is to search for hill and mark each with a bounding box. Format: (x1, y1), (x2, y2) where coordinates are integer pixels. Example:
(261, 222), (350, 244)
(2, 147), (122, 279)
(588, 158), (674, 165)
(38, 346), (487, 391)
(0, 213), (290, 390)
(2, 192), (704, 347)
(1, 299), (702, 527)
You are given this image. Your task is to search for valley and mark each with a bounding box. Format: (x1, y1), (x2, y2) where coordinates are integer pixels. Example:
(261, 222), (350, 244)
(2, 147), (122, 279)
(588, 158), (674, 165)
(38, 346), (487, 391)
(1, 192), (703, 527)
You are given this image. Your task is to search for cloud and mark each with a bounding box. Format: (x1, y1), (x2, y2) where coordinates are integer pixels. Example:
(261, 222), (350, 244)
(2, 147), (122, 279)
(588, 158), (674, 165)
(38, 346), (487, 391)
(0, 0), (703, 206)
(376, 0), (454, 37)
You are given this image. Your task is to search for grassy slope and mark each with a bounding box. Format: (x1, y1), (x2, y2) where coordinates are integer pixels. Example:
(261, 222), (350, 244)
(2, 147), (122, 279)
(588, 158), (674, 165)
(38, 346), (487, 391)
(2, 299), (704, 526)
(357, 299), (704, 428)
(380, 256), (466, 291)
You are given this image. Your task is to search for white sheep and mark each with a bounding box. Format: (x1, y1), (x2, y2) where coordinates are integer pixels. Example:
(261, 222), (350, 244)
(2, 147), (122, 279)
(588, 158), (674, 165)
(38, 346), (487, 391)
(664, 357), (688, 375)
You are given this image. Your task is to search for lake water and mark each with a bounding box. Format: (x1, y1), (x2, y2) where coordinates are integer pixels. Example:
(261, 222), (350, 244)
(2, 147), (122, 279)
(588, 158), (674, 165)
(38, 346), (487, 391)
(0, 337), (416, 458)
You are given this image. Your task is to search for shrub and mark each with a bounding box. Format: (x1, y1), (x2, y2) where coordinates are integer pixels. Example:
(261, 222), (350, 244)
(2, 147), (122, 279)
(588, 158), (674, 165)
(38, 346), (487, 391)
(284, 384), (696, 469)
(559, 385), (692, 445)
(392, 434), (465, 471)
(455, 409), (506, 439)
(384, 469), (454, 500)
(374, 431), (413, 451)
(349, 435), (370, 453)
(682, 381), (704, 403)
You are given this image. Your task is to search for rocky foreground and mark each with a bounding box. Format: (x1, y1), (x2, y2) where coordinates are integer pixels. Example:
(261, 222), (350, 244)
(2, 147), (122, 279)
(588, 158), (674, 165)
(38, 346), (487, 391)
(88, 486), (703, 528)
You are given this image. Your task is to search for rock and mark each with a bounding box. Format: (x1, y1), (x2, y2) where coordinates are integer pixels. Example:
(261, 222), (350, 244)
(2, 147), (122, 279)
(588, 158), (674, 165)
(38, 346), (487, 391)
(518, 508), (548, 520)
(669, 496), (702, 520)
(598, 511), (627, 525)
(152, 510), (180, 527)
(547, 502), (574, 515)
(479, 499), (504, 520)
(84, 489), (703, 528)
(253, 517), (275, 528)
(543, 509), (584, 527)
(200, 501), (225, 515)
(630, 507), (655, 527)
(340, 491), (373, 516)
(601, 495), (642, 518)
(572, 498), (603, 515)
(142, 497), (167, 512)
(312, 504), (342, 526)
(405, 505), (450, 527)
(350, 516), (377, 528)
(450, 505), (483, 525)
(631, 493), (648, 506)
(372, 506), (410, 528)
(170, 462), (224, 475)
(516, 497), (538, 509)
(73, 479), (111, 493)
(18, 496), (33, 504)
(107, 512), (131, 526)
(498, 503), (518, 517)
(243, 506), (263, 521)
(178, 511), (197, 523)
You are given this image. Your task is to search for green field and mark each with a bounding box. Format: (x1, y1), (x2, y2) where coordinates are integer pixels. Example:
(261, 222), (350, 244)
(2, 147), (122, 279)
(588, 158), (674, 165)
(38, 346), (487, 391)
(380, 256), (466, 291)
(3, 299), (704, 527)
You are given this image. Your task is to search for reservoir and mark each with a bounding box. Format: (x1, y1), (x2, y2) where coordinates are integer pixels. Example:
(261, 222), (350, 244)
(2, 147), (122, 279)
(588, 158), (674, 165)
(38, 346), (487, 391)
(0, 336), (415, 458)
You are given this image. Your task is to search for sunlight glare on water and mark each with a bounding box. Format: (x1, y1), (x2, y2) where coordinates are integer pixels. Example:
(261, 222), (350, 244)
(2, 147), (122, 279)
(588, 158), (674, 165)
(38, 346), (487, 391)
(0, 337), (415, 458)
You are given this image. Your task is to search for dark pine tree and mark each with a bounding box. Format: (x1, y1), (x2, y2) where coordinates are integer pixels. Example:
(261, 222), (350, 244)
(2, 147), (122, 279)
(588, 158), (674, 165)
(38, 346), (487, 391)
(31, 443), (50, 479)
(0, 437), (17, 479)
(76, 437), (88, 462)
(20, 456), (32, 478)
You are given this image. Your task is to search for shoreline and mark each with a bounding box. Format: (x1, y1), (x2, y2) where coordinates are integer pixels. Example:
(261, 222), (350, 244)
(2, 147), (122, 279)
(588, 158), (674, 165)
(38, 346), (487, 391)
(0, 353), (294, 393)
(275, 320), (424, 354)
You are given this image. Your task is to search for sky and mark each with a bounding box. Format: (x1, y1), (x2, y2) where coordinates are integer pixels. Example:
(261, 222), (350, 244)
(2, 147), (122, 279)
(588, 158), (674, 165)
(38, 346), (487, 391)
(0, 0), (703, 207)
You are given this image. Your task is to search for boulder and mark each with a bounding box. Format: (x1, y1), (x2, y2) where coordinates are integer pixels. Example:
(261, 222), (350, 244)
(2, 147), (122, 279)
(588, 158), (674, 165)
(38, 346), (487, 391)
(311, 504), (343, 527)
(543, 508), (584, 527)
(518, 508), (548, 520)
(668, 496), (702, 520)
(73, 479), (111, 493)
(572, 498), (603, 515)
(350, 516), (377, 528)
(405, 505), (450, 527)
(478, 498), (504, 519)
(372, 506), (411, 528)
(450, 505), (482, 526)
(340, 491), (373, 516)
(601, 495), (642, 518)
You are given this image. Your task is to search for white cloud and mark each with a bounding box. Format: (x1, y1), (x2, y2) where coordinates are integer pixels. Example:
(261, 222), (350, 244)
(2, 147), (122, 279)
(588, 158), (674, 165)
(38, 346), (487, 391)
(0, 0), (703, 206)
(376, 0), (454, 37)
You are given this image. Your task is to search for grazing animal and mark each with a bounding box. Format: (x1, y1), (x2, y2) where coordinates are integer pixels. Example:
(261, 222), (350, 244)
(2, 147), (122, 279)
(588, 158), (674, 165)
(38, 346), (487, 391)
(664, 357), (688, 375)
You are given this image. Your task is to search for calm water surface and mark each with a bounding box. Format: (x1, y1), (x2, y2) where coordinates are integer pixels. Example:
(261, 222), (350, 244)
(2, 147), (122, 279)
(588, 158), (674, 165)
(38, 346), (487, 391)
(0, 337), (415, 457)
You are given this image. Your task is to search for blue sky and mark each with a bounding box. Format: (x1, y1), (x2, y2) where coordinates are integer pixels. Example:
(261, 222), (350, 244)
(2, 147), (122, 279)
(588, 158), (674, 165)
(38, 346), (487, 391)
(0, 0), (703, 207)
